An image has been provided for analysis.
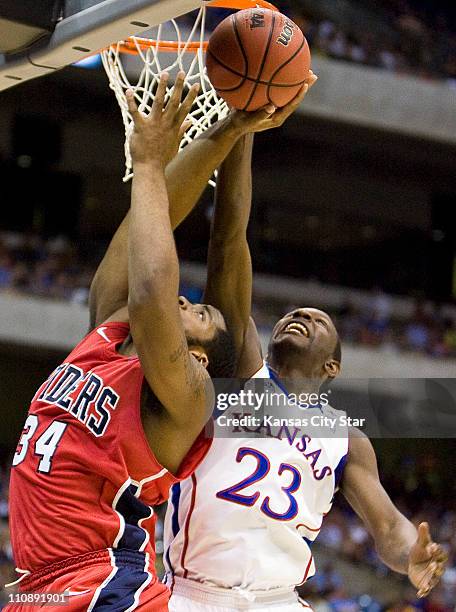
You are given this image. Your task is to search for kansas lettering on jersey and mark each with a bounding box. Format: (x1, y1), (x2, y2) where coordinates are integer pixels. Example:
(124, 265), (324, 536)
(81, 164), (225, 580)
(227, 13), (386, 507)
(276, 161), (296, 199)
(9, 322), (211, 574)
(164, 364), (348, 592)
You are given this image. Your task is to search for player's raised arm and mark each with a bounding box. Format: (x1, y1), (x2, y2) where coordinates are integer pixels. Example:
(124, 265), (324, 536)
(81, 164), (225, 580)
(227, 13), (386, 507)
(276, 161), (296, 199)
(204, 73), (318, 377)
(341, 429), (448, 598)
(203, 133), (260, 378)
(126, 74), (211, 432)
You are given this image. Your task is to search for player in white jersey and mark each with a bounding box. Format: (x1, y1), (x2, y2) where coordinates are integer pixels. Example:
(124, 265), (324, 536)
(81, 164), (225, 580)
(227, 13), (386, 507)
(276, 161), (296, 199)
(164, 79), (448, 609)
(165, 364), (348, 610)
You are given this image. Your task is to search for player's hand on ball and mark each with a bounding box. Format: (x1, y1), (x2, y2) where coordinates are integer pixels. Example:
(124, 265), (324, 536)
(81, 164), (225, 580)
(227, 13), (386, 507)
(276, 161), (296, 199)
(126, 71), (199, 167)
(230, 70), (318, 134)
(408, 522), (448, 598)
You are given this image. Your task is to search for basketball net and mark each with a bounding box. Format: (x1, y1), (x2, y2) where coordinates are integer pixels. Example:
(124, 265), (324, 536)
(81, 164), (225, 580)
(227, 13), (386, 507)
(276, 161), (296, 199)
(101, 0), (277, 184)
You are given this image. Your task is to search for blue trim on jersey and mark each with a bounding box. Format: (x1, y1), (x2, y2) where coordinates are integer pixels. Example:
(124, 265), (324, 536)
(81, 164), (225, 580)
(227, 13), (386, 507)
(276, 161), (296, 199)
(303, 537), (314, 548)
(92, 549), (149, 611)
(266, 364), (322, 412)
(116, 484), (152, 551)
(334, 453), (348, 489)
(164, 483), (181, 575)
(170, 483), (181, 537)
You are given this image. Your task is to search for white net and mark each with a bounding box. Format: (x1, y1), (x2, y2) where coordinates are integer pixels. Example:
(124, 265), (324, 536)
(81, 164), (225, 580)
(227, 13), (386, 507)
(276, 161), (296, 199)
(101, 5), (230, 183)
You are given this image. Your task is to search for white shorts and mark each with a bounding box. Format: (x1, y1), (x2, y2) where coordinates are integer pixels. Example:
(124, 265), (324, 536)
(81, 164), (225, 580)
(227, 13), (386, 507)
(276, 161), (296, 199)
(168, 577), (312, 611)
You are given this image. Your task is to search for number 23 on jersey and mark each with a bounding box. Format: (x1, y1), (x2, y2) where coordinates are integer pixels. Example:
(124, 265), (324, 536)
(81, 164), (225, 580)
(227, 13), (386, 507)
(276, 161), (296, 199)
(216, 447), (301, 521)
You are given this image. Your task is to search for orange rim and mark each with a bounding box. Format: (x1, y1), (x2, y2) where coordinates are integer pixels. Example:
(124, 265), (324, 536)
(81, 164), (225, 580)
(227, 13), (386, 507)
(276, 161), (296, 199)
(206, 0), (278, 9)
(117, 38), (207, 55)
(115, 0), (279, 55)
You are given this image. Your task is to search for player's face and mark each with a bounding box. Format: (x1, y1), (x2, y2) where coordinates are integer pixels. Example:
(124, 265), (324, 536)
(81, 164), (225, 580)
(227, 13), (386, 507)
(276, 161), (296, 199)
(178, 296), (227, 345)
(268, 307), (339, 378)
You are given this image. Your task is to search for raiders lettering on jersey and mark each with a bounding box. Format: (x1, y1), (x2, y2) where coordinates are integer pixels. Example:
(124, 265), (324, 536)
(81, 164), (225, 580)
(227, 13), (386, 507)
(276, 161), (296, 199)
(33, 363), (119, 437)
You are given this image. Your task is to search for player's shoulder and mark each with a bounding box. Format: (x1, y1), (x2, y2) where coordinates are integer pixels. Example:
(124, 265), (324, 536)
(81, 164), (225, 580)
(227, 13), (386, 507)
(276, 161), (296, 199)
(86, 321), (129, 346)
(68, 316), (130, 364)
(85, 306), (130, 345)
(322, 403), (345, 419)
(347, 427), (376, 463)
(348, 425), (369, 441)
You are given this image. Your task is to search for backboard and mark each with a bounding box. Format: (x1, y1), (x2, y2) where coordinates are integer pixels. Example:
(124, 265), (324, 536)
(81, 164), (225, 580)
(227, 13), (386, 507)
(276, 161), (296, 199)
(0, 0), (204, 92)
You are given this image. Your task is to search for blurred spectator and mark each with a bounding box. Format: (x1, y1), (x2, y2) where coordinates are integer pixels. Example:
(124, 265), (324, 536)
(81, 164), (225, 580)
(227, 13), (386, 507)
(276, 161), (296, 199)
(312, 562), (344, 595)
(362, 288), (393, 346)
(0, 254), (13, 289)
(339, 301), (363, 344)
(359, 595), (382, 612)
(328, 588), (360, 612)
(404, 302), (431, 352)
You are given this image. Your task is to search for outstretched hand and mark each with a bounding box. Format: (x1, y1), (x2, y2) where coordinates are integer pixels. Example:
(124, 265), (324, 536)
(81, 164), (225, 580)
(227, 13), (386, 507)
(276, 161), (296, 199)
(126, 71), (199, 167)
(229, 70), (318, 134)
(408, 522), (448, 598)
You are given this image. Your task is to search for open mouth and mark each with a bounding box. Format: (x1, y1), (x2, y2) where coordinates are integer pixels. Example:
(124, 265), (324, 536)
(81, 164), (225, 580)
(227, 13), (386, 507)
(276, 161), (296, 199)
(283, 321), (309, 338)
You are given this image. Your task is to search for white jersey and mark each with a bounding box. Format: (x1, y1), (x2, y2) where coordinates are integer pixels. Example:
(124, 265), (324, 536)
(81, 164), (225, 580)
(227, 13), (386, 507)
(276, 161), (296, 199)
(164, 364), (349, 592)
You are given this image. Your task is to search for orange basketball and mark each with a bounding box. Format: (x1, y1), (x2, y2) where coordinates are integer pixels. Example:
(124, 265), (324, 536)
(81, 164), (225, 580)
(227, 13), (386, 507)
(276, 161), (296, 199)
(206, 8), (311, 112)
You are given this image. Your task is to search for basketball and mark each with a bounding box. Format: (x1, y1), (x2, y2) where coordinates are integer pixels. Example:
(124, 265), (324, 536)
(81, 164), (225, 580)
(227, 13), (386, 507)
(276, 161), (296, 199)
(206, 8), (311, 112)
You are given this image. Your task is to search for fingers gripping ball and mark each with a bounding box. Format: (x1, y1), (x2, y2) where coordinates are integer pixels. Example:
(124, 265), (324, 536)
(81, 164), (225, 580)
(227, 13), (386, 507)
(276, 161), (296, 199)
(206, 8), (311, 111)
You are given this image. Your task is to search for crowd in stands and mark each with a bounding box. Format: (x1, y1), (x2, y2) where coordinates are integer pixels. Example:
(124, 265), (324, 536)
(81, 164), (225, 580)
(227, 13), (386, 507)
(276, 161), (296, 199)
(204, 0), (456, 85)
(1, 232), (456, 359)
(1, 449), (455, 610)
(339, 291), (456, 359)
(252, 289), (456, 359)
(0, 232), (93, 305)
(292, 1), (456, 85)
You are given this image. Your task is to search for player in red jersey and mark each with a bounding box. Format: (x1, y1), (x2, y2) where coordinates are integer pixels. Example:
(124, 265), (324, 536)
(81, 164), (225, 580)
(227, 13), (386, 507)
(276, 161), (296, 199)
(6, 68), (309, 610)
(5, 73), (243, 612)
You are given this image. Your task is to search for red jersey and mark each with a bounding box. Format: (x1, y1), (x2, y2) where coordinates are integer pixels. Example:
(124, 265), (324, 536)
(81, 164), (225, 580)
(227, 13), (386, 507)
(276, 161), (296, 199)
(9, 321), (211, 575)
